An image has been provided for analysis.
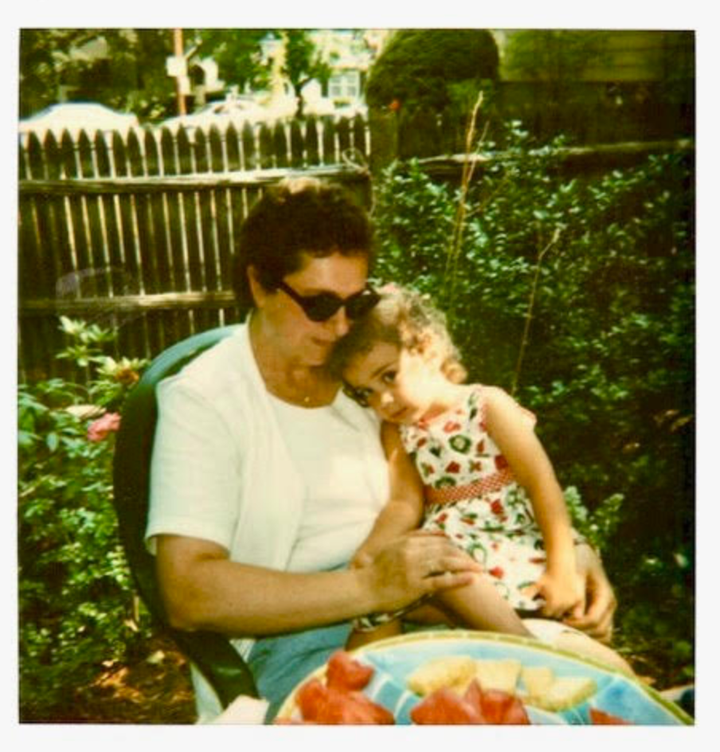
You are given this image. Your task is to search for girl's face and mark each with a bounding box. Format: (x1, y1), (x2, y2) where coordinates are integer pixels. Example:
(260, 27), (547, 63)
(343, 341), (445, 425)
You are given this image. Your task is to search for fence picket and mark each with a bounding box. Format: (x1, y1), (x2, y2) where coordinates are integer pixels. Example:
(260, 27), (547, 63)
(305, 116), (320, 164)
(268, 122), (285, 168)
(241, 122), (256, 170)
(352, 115), (368, 160)
(287, 120), (301, 167)
(225, 123), (242, 171)
(195, 128), (220, 295)
(321, 116), (336, 164)
(150, 129), (189, 346)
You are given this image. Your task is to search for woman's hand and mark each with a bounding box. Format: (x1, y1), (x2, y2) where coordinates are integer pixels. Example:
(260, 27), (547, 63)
(349, 545), (378, 570)
(362, 530), (482, 613)
(563, 544), (618, 644)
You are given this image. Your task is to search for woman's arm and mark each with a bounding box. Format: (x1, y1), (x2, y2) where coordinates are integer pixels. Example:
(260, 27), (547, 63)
(351, 422), (425, 566)
(484, 387), (582, 616)
(156, 529), (482, 637)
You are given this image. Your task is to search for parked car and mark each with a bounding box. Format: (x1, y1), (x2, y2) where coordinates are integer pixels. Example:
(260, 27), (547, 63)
(158, 96), (280, 134)
(19, 102), (139, 141)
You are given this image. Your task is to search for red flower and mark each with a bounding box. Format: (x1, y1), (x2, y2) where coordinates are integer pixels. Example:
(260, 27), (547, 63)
(87, 412), (121, 442)
(461, 516), (475, 525)
(388, 99), (401, 112)
(490, 500), (505, 517)
(443, 421), (462, 433)
(476, 440), (485, 454)
(489, 566), (504, 579)
(445, 461), (461, 474)
(435, 512), (448, 524)
(494, 455), (509, 471)
(416, 438), (427, 448)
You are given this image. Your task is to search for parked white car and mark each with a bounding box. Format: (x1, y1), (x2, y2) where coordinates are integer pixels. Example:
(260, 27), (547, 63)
(19, 102), (140, 141)
(158, 97), (280, 134)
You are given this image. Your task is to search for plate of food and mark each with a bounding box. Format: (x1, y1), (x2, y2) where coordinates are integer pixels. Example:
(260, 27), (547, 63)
(275, 630), (692, 725)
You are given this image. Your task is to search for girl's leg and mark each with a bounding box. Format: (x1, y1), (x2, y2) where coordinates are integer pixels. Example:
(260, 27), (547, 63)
(523, 617), (634, 675)
(433, 573), (533, 637)
(553, 631), (634, 675)
(346, 619), (402, 650)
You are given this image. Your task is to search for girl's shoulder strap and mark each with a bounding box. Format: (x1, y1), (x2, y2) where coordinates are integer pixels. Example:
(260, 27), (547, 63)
(473, 385), (538, 430)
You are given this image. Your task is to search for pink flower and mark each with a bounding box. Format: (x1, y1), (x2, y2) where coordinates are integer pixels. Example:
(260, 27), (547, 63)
(87, 412), (121, 442)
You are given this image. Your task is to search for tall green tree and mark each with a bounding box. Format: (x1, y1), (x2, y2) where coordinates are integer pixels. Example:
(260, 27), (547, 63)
(278, 30), (335, 117)
(365, 29), (499, 112)
(193, 29), (271, 94)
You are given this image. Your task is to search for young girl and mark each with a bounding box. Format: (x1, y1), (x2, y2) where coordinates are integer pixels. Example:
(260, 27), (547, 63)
(330, 286), (630, 672)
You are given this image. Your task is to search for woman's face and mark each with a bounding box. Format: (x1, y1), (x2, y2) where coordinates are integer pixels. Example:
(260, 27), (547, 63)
(252, 252), (370, 367)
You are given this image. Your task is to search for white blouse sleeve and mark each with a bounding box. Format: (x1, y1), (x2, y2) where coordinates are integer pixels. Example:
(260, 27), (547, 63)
(145, 377), (243, 554)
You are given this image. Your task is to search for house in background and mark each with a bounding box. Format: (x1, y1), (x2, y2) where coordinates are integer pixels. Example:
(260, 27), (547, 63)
(257, 29), (389, 119)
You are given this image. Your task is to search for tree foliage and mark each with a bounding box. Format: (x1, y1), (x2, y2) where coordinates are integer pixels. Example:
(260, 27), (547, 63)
(277, 30), (335, 117)
(19, 29), (175, 120)
(194, 29), (272, 93)
(365, 29), (499, 111)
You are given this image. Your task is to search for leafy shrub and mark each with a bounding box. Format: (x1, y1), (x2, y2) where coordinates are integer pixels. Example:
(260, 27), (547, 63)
(18, 318), (150, 720)
(366, 29), (499, 112)
(372, 124), (694, 683)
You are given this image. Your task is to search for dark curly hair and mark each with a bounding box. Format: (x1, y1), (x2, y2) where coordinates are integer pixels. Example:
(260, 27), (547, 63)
(232, 177), (375, 310)
(329, 285), (467, 384)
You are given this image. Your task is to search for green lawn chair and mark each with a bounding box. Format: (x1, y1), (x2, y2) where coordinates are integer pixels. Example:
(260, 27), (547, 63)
(112, 324), (259, 710)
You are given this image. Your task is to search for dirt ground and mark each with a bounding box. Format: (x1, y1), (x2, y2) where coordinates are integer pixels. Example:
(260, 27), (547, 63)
(56, 636), (197, 724)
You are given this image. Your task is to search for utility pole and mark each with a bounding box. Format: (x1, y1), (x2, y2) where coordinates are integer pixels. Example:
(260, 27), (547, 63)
(173, 29), (187, 116)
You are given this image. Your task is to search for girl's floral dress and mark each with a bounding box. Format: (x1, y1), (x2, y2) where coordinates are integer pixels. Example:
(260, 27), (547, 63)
(354, 386), (584, 632)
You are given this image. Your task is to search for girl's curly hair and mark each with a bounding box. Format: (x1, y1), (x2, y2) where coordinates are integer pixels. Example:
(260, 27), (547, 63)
(329, 284), (467, 384)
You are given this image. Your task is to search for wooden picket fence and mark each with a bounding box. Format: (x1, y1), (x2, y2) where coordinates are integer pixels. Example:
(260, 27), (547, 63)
(18, 115), (370, 382)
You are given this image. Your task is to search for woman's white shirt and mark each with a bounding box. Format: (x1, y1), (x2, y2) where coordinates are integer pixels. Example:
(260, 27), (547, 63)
(270, 396), (387, 573)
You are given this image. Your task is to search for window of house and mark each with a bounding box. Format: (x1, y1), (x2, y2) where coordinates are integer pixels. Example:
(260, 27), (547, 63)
(329, 71), (361, 100)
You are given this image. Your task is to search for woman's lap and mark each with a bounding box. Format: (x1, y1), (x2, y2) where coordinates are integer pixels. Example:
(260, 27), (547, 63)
(247, 621), (354, 721)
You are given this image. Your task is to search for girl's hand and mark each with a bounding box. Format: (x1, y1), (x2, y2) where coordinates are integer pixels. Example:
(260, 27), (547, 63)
(564, 544), (617, 643)
(528, 569), (586, 620)
(362, 530), (482, 612)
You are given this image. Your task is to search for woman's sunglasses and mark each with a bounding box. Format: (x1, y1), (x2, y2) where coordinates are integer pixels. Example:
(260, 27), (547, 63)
(277, 280), (380, 323)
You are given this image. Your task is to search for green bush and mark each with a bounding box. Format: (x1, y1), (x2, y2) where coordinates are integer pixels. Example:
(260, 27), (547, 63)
(18, 318), (151, 720)
(372, 125), (694, 683)
(366, 29), (499, 112)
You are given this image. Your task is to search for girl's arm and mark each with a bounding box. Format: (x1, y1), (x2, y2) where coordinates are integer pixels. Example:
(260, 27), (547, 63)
(484, 387), (583, 616)
(351, 422), (425, 567)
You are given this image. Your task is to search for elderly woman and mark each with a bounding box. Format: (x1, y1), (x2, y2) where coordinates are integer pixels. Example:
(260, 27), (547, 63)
(145, 178), (618, 722)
